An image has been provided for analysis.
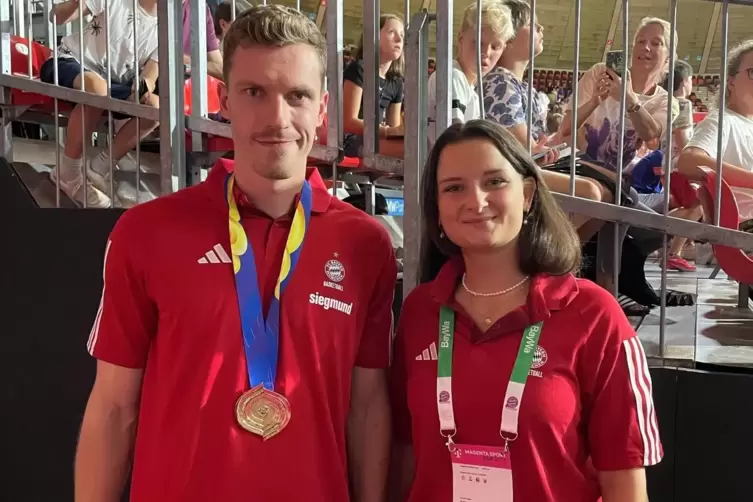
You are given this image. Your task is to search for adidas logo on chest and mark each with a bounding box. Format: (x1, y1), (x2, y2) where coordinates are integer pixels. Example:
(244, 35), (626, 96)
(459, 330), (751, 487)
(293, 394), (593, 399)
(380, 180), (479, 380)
(197, 243), (232, 264)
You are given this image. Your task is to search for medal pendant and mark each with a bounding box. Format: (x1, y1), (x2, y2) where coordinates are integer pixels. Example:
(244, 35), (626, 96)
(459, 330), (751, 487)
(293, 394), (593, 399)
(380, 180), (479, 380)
(235, 384), (291, 440)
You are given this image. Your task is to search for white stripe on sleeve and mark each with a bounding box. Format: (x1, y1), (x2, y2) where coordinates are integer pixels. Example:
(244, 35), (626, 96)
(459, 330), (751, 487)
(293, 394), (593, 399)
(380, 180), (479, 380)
(86, 239), (112, 354)
(623, 336), (662, 465)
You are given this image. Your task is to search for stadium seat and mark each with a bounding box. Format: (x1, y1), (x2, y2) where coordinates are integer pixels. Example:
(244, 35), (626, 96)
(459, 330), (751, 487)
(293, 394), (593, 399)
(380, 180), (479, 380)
(184, 75), (222, 115)
(7, 36), (70, 111)
(697, 171), (753, 284)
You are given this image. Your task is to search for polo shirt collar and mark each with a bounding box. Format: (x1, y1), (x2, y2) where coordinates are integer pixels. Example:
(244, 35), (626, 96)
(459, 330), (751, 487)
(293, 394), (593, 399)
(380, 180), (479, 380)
(206, 158), (331, 215)
(429, 254), (580, 325)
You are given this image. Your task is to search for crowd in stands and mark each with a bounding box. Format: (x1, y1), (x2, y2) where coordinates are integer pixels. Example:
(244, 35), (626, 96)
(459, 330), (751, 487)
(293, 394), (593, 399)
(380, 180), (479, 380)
(32, 0), (753, 316)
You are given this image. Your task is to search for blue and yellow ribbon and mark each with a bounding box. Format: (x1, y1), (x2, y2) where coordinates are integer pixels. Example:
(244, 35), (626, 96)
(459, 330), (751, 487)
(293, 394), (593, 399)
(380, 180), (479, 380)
(226, 174), (312, 391)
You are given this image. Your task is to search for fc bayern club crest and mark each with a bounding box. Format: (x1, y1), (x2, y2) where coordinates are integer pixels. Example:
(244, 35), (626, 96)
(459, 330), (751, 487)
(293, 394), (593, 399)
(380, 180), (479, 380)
(324, 259), (345, 283)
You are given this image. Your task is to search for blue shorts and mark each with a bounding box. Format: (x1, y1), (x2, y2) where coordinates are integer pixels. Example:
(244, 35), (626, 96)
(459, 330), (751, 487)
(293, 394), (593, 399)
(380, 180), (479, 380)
(40, 57), (139, 100)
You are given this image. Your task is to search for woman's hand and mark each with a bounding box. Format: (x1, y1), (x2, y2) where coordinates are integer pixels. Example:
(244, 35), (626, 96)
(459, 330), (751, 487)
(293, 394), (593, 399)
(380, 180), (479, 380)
(591, 69), (611, 105)
(605, 68), (639, 108)
(532, 136), (560, 166)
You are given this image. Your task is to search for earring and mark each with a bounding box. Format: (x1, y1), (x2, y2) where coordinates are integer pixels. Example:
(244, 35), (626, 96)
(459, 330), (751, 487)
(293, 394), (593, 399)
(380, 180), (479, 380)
(440, 230), (446, 238)
(523, 210), (530, 225)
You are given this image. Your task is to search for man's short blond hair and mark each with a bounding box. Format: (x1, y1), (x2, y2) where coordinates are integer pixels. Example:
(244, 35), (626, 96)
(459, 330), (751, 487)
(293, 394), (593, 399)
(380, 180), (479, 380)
(459, 0), (515, 43)
(222, 5), (326, 87)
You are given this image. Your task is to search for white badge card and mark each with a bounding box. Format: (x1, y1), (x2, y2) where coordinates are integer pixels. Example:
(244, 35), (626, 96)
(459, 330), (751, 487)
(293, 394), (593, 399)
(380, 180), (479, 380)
(451, 444), (513, 502)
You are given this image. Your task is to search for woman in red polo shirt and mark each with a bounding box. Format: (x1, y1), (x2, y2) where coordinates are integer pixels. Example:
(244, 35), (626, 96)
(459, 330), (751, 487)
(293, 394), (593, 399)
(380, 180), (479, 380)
(390, 120), (662, 502)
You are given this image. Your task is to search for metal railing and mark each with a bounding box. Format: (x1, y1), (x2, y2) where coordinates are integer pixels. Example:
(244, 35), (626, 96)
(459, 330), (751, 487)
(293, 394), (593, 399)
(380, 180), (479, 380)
(0, 0), (752, 363)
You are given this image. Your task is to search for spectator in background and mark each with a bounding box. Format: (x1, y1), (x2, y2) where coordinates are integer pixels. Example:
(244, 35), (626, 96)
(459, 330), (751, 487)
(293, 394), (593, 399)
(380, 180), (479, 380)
(342, 14), (405, 158)
(427, 0), (514, 145)
(663, 60), (693, 104)
(559, 17), (675, 171)
(42, 0), (160, 208)
(546, 110), (563, 134)
(678, 39), (753, 190)
(183, 0), (224, 80)
(557, 17), (676, 294)
(484, 0), (611, 236)
(213, 1), (232, 48)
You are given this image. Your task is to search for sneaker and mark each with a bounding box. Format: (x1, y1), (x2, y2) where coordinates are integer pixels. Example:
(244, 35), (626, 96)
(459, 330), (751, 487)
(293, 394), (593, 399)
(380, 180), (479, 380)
(50, 171), (111, 208)
(666, 256), (697, 272)
(86, 160), (114, 195)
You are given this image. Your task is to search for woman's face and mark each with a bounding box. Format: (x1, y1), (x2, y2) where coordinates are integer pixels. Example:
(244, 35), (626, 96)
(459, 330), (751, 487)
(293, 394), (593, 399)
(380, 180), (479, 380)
(728, 50), (753, 106)
(631, 23), (669, 75)
(507, 16), (544, 60)
(458, 25), (507, 76)
(436, 139), (534, 252)
(379, 18), (404, 62)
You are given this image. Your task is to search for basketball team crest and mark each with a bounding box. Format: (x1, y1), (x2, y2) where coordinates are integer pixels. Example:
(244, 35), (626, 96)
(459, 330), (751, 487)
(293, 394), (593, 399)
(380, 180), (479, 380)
(324, 259), (345, 283)
(531, 345), (548, 369)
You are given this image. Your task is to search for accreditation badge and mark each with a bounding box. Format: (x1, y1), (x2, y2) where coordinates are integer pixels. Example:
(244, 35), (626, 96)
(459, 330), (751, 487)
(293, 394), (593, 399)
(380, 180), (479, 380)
(451, 443), (513, 502)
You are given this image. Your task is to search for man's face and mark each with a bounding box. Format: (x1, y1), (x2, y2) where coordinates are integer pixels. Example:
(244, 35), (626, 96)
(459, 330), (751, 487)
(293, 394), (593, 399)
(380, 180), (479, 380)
(219, 43), (327, 181)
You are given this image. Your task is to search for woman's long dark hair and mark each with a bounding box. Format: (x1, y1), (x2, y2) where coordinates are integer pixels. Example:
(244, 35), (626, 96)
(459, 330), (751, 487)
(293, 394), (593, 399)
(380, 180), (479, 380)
(355, 13), (405, 81)
(419, 120), (582, 283)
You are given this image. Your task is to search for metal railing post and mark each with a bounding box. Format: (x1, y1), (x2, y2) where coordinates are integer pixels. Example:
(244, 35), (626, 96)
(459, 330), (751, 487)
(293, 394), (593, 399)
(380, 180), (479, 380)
(403, 11), (432, 298)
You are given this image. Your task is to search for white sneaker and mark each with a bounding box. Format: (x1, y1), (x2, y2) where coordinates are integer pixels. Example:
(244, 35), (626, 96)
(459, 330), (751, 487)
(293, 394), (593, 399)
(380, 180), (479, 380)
(86, 161), (115, 195)
(50, 171), (112, 208)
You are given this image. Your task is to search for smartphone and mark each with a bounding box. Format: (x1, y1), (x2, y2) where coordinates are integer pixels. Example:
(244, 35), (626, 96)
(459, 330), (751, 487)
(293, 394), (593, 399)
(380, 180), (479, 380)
(532, 143), (568, 161)
(606, 50), (625, 77)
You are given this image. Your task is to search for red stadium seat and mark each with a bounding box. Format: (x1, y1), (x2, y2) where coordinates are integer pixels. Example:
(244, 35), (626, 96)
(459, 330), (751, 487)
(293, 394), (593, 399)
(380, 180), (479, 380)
(697, 171), (753, 284)
(184, 76), (222, 115)
(7, 36), (69, 110)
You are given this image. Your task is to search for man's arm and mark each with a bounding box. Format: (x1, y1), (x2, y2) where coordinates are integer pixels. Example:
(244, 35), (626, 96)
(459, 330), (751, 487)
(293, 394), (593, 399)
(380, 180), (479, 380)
(75, 361), (143, 502)
(206, 50), (224, 81)
(678, 147), (753, 189)
(348, 367), (391, 502)
(50, 0), (91, 24)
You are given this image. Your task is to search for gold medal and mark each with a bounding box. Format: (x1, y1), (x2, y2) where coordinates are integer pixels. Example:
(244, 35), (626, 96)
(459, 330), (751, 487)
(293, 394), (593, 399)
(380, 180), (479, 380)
(235, 384), (291, 440)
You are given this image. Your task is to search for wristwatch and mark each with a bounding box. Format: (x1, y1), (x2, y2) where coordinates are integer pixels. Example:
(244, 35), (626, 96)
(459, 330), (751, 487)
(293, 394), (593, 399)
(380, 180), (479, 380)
(627, 102), (642, 114)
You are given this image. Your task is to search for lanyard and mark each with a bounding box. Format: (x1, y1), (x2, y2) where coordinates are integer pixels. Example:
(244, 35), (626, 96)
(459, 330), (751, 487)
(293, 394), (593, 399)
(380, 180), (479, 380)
(226, 173), (312, 392)
(437, 306), (543, 448)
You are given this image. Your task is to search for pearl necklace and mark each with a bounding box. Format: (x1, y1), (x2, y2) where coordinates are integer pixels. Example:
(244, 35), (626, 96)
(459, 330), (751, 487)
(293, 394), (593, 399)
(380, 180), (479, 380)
(461, 274), (530, 325)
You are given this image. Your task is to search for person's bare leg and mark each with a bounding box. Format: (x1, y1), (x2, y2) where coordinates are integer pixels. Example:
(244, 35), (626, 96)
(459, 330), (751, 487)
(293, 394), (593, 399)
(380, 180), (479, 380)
(55, 72), (110, 207)
(107, 94), (160, 161)
(667, 204), (703, 256)
(88, 94), (160, 192)
(378, 138), (404, 159)
(540, 170), (610, 230)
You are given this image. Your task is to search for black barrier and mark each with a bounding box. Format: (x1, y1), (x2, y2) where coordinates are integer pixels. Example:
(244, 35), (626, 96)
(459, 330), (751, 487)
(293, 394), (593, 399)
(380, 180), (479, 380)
(674, 368), (753, 501)
(0, 159), (37, 209)
(0, 207), (124, 502)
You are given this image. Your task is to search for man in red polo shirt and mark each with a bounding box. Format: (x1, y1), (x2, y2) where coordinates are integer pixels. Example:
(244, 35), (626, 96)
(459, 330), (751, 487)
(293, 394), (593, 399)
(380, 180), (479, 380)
(75, 6), (396, 502)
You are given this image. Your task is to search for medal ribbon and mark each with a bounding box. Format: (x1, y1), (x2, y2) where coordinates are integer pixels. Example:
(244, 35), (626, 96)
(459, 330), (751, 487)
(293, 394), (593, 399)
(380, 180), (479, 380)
(437, 306), (543, 438)
(226, 173), (312, 392)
